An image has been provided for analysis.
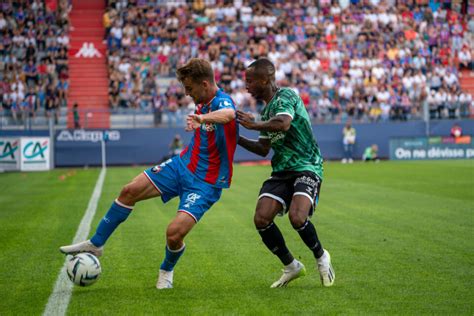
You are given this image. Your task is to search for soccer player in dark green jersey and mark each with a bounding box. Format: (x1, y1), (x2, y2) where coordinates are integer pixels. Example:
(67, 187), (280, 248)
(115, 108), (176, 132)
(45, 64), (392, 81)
(237, 58), (334, 288)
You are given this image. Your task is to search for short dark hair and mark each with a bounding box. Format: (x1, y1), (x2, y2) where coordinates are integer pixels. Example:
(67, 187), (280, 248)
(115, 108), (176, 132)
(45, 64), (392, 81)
(176, 58), (215, 84)
(248, 58), (276, 80)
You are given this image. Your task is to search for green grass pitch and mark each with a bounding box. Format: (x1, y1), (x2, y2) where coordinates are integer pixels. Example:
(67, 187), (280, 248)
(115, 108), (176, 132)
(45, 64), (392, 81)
(0, 161), (472, 315)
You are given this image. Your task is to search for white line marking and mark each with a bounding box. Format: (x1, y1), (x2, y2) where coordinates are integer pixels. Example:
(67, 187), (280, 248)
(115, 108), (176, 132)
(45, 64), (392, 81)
(43, 168), (106, 316)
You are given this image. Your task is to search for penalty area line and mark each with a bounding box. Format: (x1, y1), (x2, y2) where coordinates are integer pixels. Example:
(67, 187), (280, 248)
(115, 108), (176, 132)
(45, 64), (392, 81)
(43, 168), (106, 316)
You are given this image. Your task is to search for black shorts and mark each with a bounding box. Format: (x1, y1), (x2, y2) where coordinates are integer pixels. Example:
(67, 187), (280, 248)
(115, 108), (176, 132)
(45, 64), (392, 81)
(258, 170), (322, 216)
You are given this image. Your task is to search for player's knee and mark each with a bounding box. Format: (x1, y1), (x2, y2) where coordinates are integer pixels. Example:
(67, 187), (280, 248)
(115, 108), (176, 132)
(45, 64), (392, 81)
(254, 211), (272, 229)
(166, 225), (184, 249)
(119, 183), (139, 203)
(288, 210), (307, 229)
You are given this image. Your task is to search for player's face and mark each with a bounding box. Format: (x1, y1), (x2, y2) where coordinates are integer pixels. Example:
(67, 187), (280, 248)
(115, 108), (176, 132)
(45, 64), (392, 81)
(182, 77), (206, 104)
(245, 68), (265, 99)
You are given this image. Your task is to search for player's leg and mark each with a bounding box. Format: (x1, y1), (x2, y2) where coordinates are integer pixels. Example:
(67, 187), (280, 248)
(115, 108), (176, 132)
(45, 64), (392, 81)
(157, 178), (222, 289)
(89, 172), (161, 247)
(156, 212), (196, 289)
(257, 179), (306, 288)
(255, 197), (294, 266)
(288, 173), (334, 287)
(256, 197), (306, 288)
(60, 172), (162, 257)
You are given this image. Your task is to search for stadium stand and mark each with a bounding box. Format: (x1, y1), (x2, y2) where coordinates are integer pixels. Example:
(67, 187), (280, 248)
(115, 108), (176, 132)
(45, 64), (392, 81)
(102, 0), (473, 127)
(0, 0), (472, 129)
(0, 0), (71, 128)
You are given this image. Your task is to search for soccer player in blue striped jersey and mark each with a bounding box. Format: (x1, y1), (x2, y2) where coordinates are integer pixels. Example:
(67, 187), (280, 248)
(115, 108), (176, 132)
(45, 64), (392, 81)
(60, 58), (238, 289)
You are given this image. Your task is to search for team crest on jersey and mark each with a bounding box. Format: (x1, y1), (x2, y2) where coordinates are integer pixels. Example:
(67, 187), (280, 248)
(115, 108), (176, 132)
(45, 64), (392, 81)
(151, 165), (162, 173)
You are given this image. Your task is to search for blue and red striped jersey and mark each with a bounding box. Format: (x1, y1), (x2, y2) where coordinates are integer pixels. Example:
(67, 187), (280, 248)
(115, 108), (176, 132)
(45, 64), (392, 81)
(180, 89), (238, 188)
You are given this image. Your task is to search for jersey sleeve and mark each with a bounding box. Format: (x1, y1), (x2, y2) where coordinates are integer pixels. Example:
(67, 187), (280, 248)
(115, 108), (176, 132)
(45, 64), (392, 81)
(273, 90), (296, 119)
(259, 130), (269, 139)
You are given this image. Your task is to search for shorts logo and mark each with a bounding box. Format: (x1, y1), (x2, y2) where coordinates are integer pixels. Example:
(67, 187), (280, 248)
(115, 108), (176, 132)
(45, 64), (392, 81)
(295, 176), (319, 195)
(183, 193), (201, 209)
(151, 165), (162, 173)
(295, 176), (317, 187)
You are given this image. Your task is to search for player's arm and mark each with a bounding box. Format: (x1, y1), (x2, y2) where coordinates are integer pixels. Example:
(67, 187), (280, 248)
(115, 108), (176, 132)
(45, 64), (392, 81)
(238, 135), (271, 157)
(236, 110), (292, 132)
(192, 108), (235, 124)
(186, 108), (235, 131)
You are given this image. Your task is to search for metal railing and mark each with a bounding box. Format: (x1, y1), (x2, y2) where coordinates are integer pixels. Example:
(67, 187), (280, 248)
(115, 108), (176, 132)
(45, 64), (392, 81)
(0, 101), (472, 131)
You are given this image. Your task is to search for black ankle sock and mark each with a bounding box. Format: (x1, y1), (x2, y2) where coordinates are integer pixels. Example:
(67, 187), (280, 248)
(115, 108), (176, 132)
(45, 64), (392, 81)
(258, 222), (294, 265)
(296, 219), (324, 259)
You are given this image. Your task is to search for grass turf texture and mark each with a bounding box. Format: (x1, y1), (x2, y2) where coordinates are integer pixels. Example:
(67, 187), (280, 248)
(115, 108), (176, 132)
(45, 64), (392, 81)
(0, 161), (472, 315)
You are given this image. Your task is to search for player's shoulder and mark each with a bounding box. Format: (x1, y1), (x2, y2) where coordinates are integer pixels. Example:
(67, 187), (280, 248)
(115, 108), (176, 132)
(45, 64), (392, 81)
(278, 87), (299, 102)
(213, 90), (235, 109)
(279, 87), (298, 97)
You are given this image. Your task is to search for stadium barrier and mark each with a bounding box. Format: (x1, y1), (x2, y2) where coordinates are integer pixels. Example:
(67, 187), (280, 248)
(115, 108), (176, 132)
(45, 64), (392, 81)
(0, 119), (473, 168)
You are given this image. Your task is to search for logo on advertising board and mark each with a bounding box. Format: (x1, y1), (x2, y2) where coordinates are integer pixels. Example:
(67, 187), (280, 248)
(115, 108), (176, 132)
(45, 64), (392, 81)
(390, 137), (474, 160)
(56, 130), (121, 142)
(0, 138), (20, 170)
(20, 137), (51, 171)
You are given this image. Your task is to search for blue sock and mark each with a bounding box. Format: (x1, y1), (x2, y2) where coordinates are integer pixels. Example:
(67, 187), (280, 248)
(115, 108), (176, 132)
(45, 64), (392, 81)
(160, 244), (186, 271)
(90, 200), (132, 247)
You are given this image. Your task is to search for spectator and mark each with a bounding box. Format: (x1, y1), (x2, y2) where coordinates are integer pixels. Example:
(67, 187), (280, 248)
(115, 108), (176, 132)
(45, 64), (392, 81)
(160, 134), (184, 163)
(458, 91), (472, 118)
(73, 102), (80, 129)
(362, 144), (379, 162)
(342, 121), (356, 164)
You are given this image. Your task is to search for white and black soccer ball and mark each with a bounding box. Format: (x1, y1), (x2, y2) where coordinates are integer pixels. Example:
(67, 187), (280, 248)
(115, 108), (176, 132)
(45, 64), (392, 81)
(66, 253), (101, 286)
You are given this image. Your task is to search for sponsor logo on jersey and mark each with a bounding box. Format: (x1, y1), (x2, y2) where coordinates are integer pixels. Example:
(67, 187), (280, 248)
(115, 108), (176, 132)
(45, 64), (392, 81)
(201, 123), (216, 132)
(268, 131), (285, 144)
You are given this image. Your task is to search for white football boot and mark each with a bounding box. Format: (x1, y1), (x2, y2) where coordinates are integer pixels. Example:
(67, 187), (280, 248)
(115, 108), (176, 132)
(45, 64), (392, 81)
(156, 269), (174, 289)
(317, 249), (335, 287)
(270, 259), (306, 288)
(59, 240), (103, 257)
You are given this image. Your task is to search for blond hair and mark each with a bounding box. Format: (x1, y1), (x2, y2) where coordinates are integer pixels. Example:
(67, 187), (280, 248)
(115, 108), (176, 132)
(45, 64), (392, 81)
(176, 58), (215, 84)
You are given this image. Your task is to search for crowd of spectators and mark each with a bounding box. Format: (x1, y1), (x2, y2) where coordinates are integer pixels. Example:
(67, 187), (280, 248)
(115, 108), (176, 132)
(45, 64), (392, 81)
(0, 0), (71, 124)
(105, 0), (473, 125)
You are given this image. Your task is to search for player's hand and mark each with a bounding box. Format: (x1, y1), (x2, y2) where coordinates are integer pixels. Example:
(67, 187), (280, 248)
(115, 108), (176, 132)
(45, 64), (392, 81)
(185, 114), (202, 132)
(236, 110), (257, 129)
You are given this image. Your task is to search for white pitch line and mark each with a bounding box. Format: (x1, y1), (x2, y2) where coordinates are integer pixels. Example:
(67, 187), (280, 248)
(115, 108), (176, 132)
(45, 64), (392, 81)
(43, 168), (106, 316)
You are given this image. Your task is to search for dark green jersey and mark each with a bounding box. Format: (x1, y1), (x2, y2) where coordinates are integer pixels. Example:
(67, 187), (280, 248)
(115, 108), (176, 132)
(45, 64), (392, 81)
(259, 88), (324, 179)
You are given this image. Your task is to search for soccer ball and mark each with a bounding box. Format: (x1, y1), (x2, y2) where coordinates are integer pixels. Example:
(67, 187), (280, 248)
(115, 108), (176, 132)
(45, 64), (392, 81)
(66, 253), (102, 286)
